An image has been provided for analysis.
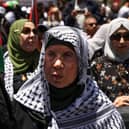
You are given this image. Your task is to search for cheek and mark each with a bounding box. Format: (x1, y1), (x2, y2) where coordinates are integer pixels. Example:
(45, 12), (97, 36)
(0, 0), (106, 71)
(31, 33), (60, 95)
(110, 41), (117, 49)
(68, 62), (78, 78)
(44, 59), (51, 73)
(20, 35), (26, 46)
(19, 36), (24, 47)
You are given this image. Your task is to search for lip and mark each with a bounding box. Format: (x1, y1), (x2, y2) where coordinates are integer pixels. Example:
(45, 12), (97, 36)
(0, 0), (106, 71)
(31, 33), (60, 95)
(51, 72), (63, 80)
(28, 40), (34, 44)
(117, 45), (127, 48)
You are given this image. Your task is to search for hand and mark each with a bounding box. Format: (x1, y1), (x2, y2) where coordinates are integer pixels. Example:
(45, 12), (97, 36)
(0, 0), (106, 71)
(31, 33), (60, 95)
(71, 9), (79, 17)
(71, 9), (85, 17)
(113, 95), (129, 107)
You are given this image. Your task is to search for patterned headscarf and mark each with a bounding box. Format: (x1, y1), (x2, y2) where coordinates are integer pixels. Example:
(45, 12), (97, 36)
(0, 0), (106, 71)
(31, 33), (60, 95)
(7, 19), (39, 74)
(104, 17), (129, 62)
(14, 26), (125, 129)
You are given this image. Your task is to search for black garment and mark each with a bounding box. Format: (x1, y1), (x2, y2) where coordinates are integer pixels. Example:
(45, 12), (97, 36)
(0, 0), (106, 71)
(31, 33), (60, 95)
(13, 74), (27, 94)
(13, 65), (36, 94)
(50, 83), (84, 111)
(0, 72), (50, 129)
(62, 0), (100, 28)
(0, 73), (16, 129)
(13, 101), (51, 129)
(117, 106), (129, 129)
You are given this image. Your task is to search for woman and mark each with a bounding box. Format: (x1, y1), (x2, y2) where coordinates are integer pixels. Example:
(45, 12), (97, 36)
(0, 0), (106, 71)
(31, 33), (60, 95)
(91, 17), (129, 128)
(11, 26), (125, 129)
(4, 19), (40, 100)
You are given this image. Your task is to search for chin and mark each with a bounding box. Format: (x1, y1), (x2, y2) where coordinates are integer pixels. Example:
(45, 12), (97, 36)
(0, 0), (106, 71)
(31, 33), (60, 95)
(51, 82), (69, 88)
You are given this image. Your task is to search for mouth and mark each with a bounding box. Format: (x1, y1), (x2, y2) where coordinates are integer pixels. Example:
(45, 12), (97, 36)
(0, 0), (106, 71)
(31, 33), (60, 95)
(51, 72), (63, 81)
(28, 40), (34, 44)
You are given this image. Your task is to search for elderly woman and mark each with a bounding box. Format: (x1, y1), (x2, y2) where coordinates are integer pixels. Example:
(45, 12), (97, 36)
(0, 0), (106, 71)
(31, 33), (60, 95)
(11, 26), (125, 129)
(4, 19), (40, 100)
(91, 17), (129, 128)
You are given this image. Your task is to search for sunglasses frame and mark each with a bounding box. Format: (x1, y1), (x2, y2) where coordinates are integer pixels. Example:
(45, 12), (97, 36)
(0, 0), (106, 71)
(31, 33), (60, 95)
(21, 27), (37, 35)
(110, 32), (129, 41)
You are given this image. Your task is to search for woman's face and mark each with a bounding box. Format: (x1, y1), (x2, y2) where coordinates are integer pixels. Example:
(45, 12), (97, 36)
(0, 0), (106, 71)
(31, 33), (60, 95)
(20, 22), (38, 52)
(44, 44), (78, 88)
(110, 27), (129, 55)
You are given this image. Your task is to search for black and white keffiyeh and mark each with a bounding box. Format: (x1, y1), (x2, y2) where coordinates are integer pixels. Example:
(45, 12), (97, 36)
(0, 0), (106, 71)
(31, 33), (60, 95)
(14, 26), (125, 129)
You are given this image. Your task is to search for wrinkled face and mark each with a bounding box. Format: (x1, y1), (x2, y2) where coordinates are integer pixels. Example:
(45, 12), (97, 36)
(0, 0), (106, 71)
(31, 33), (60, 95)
(20, 22), (38, 52)
(44, 44), (78, 88)
(110, 26), (129, 55)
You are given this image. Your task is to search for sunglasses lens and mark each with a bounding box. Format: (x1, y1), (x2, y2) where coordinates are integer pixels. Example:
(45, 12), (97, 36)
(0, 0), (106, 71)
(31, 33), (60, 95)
(123, 32), (129, 40)
(88, 23), (97, 26)
(22, 27), (37, 34)
(33, 29), (37, 34)
(110, 32), (129, 41)
(110, 33), (120, 41)
(22, 28), (31, 34)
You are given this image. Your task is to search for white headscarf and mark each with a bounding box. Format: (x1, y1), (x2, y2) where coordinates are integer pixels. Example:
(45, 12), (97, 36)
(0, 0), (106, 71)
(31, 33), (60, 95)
(104, 17), (129, 62)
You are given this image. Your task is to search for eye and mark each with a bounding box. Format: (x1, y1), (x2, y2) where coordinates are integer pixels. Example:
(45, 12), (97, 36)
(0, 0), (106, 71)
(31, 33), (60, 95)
(46, 51), (56, 60)
(21, 28), (31, 34)
(21, 27), (37, 35)
(63, 51), (75, 60)
(32, 29), (38, 34)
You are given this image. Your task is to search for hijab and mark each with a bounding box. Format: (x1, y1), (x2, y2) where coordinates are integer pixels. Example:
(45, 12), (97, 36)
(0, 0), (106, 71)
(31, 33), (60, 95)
(104, 17), (129, 62)
(7, 19), (39, 74)
(14, 26), (125, 129)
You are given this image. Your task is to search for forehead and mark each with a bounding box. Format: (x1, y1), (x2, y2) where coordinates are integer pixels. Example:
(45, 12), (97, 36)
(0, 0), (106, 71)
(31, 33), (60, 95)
(85, 17), (97, 23)
(23, 22), (35, 28)
(46, 44), (75, 52)
(115, 26), (129, 33)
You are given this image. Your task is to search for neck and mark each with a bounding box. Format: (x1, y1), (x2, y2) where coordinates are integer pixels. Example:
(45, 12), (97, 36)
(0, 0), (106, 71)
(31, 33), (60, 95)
(50, 83), (84, 111)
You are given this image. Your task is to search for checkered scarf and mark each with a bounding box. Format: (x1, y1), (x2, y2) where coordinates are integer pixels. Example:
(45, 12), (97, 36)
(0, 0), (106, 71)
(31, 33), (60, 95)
(14, 26), (125, 129)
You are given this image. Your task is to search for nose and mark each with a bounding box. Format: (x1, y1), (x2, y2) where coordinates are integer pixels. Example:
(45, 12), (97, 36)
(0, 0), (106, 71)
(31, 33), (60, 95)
(53, 58), (64, 69)
(30, 30), (35, 37)
(92, 24), (97, 27)
(119, 36), (124, 44)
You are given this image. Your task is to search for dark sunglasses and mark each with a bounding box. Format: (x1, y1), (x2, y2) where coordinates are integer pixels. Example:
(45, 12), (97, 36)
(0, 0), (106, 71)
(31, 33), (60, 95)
(21, 27), (37, 35)
(110, 32), (129, 41)
(87, 23), (97, 27)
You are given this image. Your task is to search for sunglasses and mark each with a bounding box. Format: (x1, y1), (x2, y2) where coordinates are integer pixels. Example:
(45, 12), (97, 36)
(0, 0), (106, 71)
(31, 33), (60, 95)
(87, 23), (97, 27)
(110, 32), (129, 41)
(21, 27), (37, 35)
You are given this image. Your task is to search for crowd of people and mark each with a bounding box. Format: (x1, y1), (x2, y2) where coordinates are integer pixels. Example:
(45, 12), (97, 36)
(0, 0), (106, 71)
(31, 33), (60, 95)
(0, 0), (129, 129)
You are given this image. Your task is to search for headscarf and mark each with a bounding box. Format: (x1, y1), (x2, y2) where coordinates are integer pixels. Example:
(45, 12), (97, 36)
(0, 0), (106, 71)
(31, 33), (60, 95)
(104, 17), (129, 62)
(7, 19), (39, 74)
(0, 47), (4, 72)
(14, 26), (125, 129)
